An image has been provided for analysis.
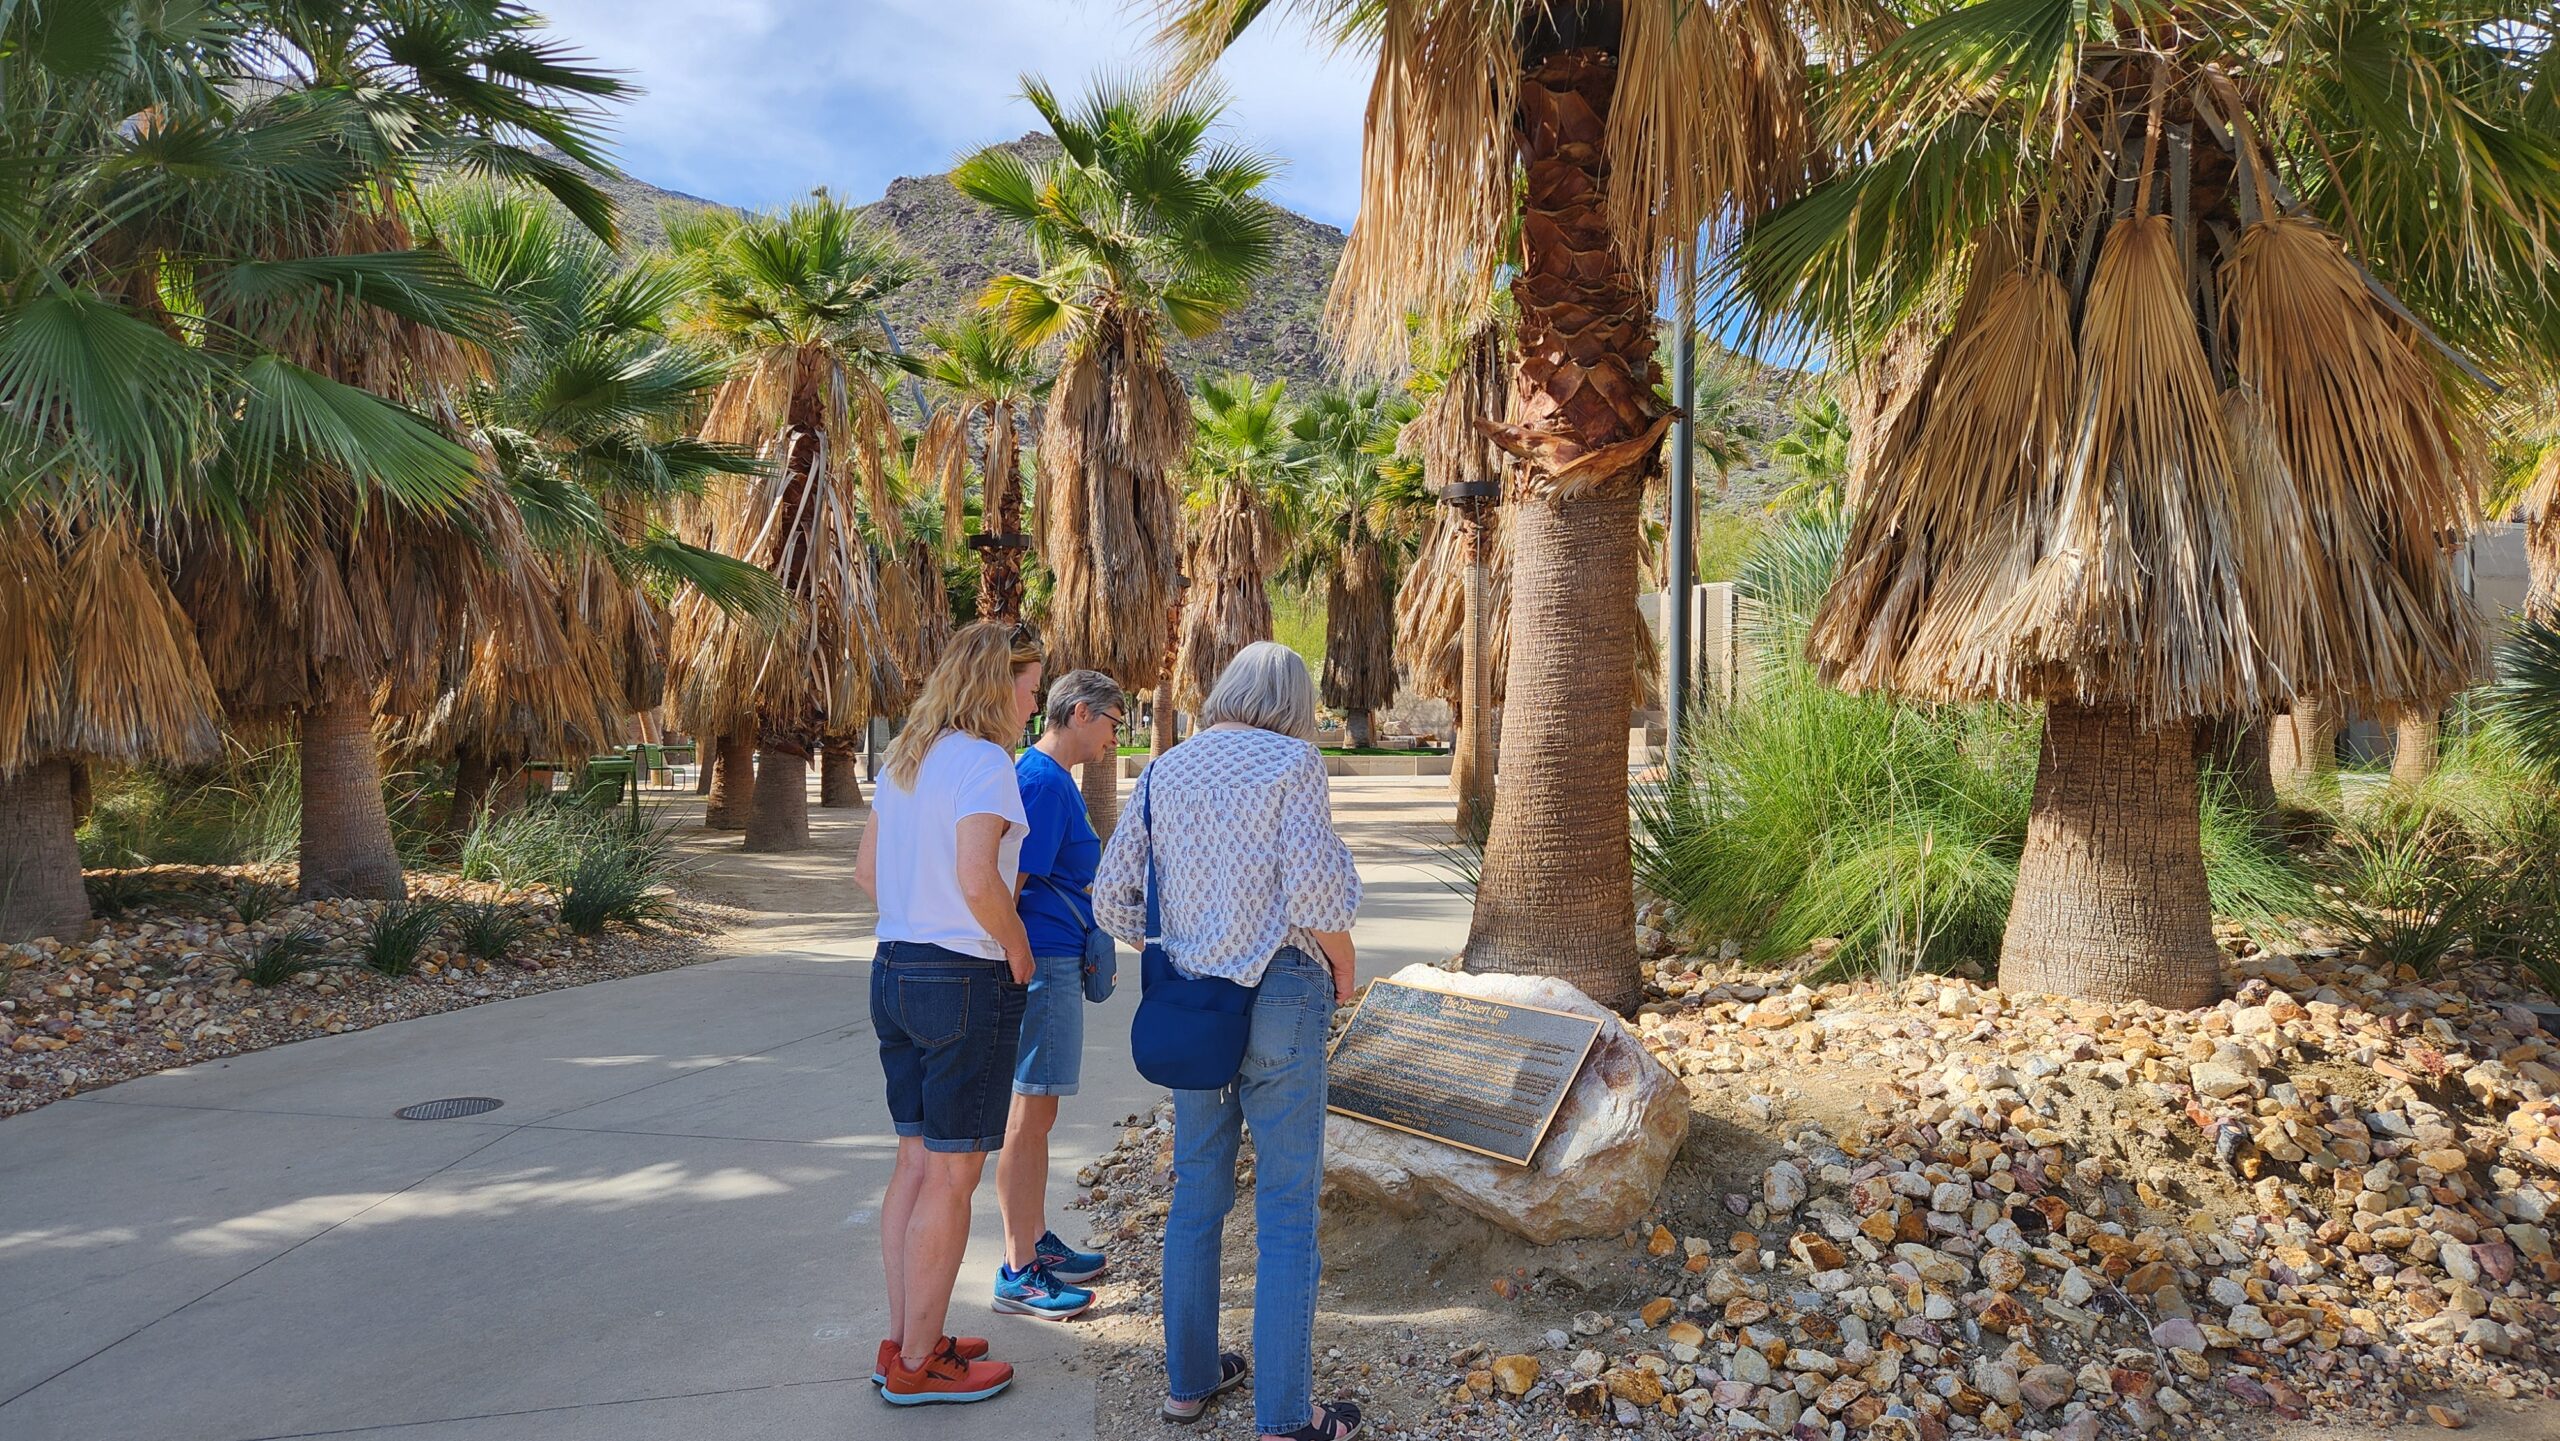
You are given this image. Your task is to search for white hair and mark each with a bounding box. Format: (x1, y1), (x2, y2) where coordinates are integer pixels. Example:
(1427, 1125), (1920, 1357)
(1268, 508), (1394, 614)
(1044, 668), (1124, 729)
(1200, 642), (1317, 741)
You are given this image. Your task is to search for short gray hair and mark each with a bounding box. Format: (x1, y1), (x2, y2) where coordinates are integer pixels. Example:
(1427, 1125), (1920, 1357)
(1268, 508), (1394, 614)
(1044, 668), (1125, 728)
(1199, 642), (1317, 741)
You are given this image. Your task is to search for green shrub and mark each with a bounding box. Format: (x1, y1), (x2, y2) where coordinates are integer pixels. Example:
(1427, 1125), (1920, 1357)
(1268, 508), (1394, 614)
(2310, 802), (2490, 977)
(1635, 516), (2310, 980)
(359, 899), (451, 978)
(78, 744), (301, 869)
(84, 872), (171, 919)
(453, 901), (529, 962)
(237, 928), (330, 987)
(2487, 619), (2560, 774)
(559, 850), (671, 935)
(556, 811), (684, 935)
(229, 882), (287, 926)
(457, 801), (688, 894)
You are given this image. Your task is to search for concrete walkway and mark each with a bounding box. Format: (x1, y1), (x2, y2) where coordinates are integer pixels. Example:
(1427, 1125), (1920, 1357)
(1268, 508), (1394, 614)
(0, 775), (1473, 1441)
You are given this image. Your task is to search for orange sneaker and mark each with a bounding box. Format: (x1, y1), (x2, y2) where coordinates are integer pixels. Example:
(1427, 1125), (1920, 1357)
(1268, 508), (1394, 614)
(880, 1336), (1012, 1406)
(872, 1336), (988, 1386)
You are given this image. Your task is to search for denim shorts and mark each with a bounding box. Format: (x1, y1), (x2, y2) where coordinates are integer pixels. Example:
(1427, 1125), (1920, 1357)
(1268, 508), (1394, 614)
(1012, 952), (1084, 1098)
(871, 940), (1025, 1153)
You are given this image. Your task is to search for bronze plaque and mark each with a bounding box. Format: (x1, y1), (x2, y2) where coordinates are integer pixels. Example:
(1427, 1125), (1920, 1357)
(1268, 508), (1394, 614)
(1325, 979), (1604, 1166)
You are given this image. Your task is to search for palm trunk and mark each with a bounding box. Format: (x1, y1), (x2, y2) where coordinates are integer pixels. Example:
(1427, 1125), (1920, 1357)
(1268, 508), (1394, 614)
(743, 745), (810, 852)
(694, 741), (715, 794)
(489, 753), (529, 816)
(1460, 40), (1664, 1011)
(2390, 707), (2439, 791)
(703, 730), (753, 830)
(1080, 754), (1119, 842)
(0, 757), (91, 942)
(298, 693), (404, 901)
(67, 760), (91, 826)
(449, 745), (495, 833)
(2194, 715), (2277, 818)
(976, 439), (1028, 622)
(1152, 674), (1177, 755)
(2270, 701), (2339, 804)
(1997, 703), (2221, 1008)
(1345, 709), (1376, 749)
(1457, 519), (1496, 839)
(819, 738), (864, 808)
(1465, 490), (1643, 1007)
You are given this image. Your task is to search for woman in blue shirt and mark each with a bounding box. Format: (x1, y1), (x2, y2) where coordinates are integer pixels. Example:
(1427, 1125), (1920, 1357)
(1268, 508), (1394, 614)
(991, 668), (1124, 1320)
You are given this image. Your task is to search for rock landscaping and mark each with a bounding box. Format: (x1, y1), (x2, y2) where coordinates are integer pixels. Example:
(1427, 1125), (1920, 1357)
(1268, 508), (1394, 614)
(1065, 931), (2560, 1439)
(0, 865), (728, 1118)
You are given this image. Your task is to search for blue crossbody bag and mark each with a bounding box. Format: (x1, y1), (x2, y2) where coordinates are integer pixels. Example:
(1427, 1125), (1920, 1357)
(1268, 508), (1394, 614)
(1126, 772), (1259, 1091)
(1024, 871), (1116, 1003)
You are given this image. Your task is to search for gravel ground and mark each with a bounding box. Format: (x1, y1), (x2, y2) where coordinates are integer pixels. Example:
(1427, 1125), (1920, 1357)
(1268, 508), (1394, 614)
(1062, 932), (2560, 1441)
(0, 863), (734, 1118)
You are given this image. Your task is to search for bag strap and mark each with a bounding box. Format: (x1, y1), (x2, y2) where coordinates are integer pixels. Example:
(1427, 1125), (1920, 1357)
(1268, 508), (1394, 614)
(1141, 768), (1162, 946)
(1023, 870), (1096, 931)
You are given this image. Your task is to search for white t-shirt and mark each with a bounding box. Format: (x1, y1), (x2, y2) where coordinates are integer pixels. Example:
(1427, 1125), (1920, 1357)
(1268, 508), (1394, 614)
(872, 731), (1028, 959)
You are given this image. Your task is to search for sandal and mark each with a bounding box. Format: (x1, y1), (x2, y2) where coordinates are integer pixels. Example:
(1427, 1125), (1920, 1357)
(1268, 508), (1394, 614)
(1272, 1400), (1362, 1441)
(1160, 1353), (1249, 1424)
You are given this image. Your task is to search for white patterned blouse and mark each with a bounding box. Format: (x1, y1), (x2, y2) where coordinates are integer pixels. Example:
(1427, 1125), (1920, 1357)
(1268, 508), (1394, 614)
(1092, 726), (1362, 985)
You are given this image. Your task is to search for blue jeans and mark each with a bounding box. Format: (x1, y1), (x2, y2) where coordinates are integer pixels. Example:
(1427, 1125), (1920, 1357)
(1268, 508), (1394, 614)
(870, 940), (1025, 1153)
(1163, 948), (1334, 1433)
(1012, 952), (1084, 1097)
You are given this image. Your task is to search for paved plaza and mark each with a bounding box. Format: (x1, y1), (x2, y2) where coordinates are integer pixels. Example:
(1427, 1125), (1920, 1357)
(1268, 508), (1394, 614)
(0, 777), (1473, 1441)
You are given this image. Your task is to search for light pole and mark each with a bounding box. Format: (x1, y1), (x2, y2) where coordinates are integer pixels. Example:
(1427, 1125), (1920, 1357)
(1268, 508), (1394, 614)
(1664, 244), (1698, 775)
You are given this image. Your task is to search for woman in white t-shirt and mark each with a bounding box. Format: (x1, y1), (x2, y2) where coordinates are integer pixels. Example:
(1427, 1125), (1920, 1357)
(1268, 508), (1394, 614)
(852, 620), (1042, 1406)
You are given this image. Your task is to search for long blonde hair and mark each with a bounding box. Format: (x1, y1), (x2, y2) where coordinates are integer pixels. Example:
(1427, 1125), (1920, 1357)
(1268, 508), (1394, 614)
(884, 621), (1043, 788)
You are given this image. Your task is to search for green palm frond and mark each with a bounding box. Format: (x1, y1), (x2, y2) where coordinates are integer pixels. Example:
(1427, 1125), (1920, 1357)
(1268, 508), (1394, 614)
(219, 355), (480, 513)
(631, 530), (792, 629)
(956, 74), (1279, 360)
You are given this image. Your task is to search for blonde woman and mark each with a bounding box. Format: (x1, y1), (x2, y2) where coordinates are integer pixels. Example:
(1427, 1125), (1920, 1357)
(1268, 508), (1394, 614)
(853, 621), (1043, 1406)
(1093, 642), (1364, 1441)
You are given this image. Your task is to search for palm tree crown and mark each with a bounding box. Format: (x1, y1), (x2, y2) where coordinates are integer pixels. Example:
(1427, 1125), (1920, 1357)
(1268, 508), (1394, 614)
(953, 76), (1281, 691)
(1173, 373), (1295, 709)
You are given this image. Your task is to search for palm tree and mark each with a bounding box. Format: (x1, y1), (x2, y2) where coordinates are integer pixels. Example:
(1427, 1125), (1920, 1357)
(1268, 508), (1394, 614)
(1286, 386), (1426, 747)
(1655, 331), (1763, 498)
(914, 317), (1049, 622)
(1735, 0), (2556, 1003)
(663, 197), (916, 852)
(401, 185), (779, 828)
(1162, 1), (1820, 1008)
(2525, 444), (2559, 622)
(1767, 394), (1850, 520)
(1173, 374), (1295, 711)
(953, 76), (1280, 835)
(87, 2), (621, 907)
(1397, 318), (1517, 837)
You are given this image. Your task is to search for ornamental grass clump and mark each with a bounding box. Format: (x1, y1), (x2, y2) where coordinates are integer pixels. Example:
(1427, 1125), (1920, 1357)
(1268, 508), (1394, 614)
(360, 899), (452, 978)
(238, 928), (331, 988)
(453, 902), (530, 963)
(1636, 518), (2310, 980)
(557, 813), (684, 936)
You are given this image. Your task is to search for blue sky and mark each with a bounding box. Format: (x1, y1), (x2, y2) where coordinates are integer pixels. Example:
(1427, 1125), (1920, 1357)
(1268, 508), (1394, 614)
(532, 0), (1372, 228)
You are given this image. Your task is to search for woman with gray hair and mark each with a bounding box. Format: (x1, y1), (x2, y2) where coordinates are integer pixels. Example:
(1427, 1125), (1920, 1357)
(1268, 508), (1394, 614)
(1093, 641), (1364, 1440)
(991, 667), (1125, 1321)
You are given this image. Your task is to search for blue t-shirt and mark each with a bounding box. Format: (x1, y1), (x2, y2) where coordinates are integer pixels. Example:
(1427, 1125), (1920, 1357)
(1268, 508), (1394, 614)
(1015, 747), (1102, 958)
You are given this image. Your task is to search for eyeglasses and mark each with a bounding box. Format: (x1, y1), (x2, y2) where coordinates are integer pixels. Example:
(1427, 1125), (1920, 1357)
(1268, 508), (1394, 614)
(1096, 709), (1126, 728)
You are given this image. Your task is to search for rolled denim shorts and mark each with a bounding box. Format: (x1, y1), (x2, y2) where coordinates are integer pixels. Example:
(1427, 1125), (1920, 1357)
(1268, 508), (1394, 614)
(871, 940), (1025, 1153)
(1012, 952), (1085, 1098)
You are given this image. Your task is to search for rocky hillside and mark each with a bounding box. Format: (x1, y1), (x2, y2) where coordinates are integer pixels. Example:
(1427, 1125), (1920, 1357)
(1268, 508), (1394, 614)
(591, 138), (1344, 393)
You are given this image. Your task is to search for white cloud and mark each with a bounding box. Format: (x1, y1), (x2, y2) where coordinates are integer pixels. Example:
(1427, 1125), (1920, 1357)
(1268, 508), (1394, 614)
(532, 0), (1370, 224)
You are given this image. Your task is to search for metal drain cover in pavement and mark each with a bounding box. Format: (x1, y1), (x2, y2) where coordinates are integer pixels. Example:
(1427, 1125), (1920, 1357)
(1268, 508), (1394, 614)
(395, 1097), (503, 1120)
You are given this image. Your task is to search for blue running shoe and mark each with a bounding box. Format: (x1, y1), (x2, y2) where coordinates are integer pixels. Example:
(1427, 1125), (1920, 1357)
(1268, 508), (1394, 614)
(992, 1262), (1094, 1320)
(1034, 1229), (1108, 1284)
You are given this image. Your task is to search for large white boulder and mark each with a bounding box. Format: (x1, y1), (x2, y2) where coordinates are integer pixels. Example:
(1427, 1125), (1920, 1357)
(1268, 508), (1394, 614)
(1322, 963), (1689, 1244)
